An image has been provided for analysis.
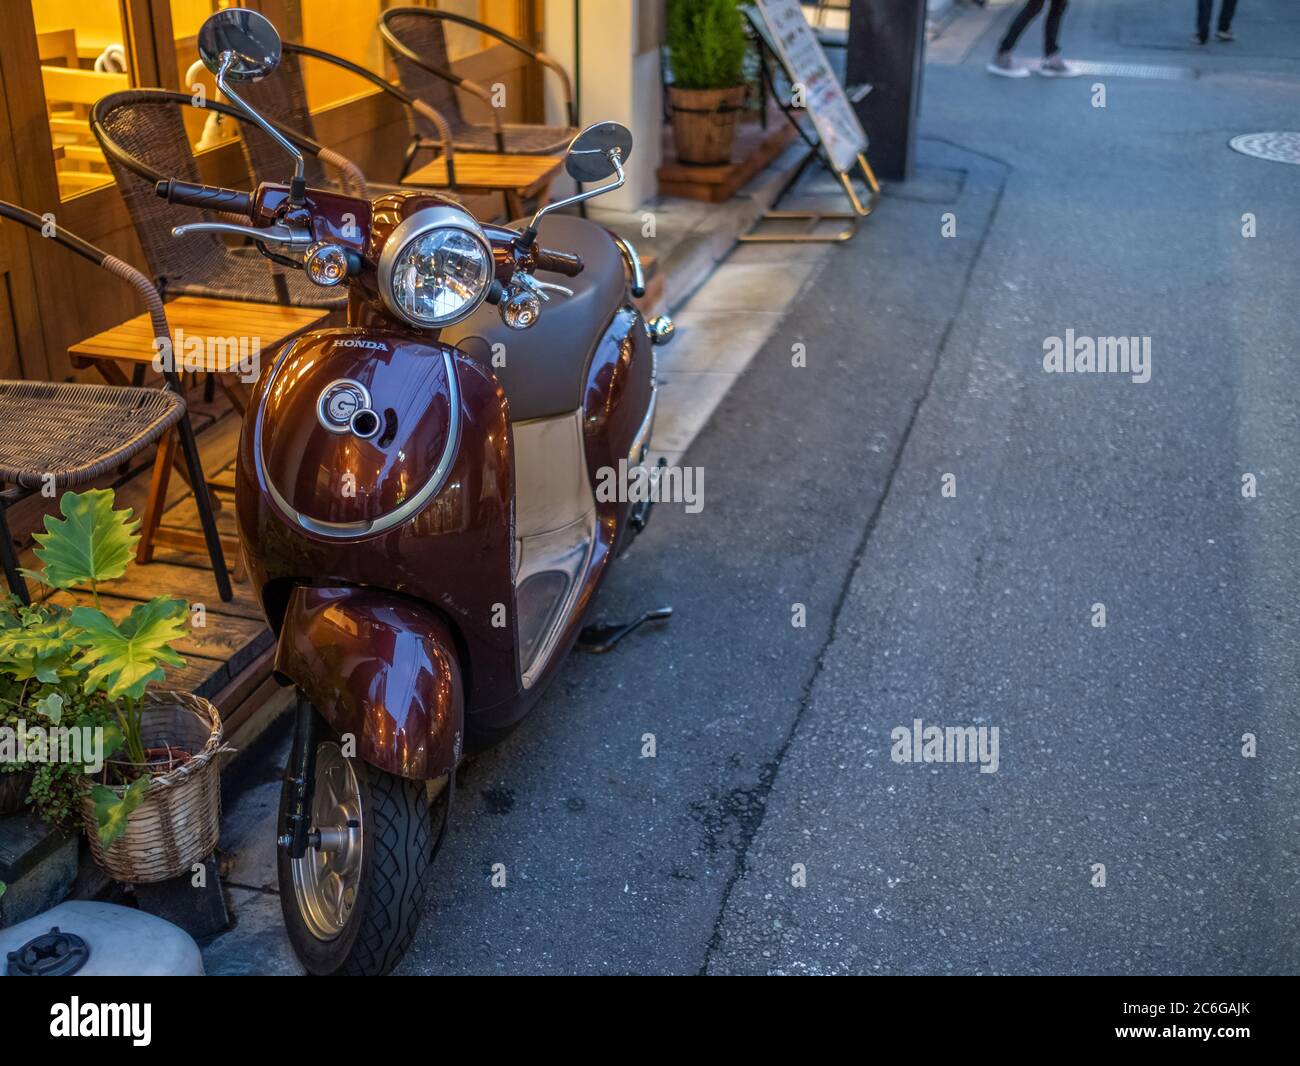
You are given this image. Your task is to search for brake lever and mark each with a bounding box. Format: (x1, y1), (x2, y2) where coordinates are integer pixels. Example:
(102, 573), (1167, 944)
(535, 280), (574, 299)
(514, 273), (573, 302)
(171, 220), (313, 249)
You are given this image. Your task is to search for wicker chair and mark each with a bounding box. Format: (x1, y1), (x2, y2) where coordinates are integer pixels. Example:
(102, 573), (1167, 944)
(379, 7), (578, 178)
(0, 201), (231, 604)
(91, 90), (349, 309)
(236, 42), (462, 197)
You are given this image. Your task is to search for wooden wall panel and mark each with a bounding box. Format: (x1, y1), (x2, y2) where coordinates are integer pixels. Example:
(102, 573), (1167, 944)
(0, 2), (60, 381)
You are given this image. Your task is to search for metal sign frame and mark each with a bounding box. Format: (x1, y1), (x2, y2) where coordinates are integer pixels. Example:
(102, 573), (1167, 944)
(740, 1), (880, 243)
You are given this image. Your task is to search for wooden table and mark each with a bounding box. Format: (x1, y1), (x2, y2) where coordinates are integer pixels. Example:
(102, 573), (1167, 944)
(70, 295), (326, 404)
(69, 295), (329, 572)
(403, 152), (564, 219)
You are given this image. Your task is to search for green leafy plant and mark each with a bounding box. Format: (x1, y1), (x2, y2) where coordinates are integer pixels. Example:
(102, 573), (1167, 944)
(90, 777), (150, 848)
(74, 599), (188, 766)
(0, 601), (83, 684)
(24, 488), (138, 606)
(666, 0), (748, 90)
(1, 666), (121, 827)
(0, 490), (190, 844)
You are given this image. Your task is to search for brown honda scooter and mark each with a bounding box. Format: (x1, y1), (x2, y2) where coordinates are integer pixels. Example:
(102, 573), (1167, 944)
(164, 9), (675, 975)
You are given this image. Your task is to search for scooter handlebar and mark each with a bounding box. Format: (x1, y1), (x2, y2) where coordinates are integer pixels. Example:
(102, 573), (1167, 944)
(534, 247), (584, 278)
(155, 179), (254, 218)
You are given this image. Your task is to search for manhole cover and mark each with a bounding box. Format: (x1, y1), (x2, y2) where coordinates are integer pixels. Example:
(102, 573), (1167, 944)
(1229, 132), (1300, 165)
(1062, 60), (1196, 81)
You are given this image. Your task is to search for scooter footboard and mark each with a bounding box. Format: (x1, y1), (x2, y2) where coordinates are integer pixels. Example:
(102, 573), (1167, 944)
(274, 586), (464, 780)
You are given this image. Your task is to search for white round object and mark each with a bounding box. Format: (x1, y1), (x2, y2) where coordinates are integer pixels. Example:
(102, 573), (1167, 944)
(0, 901), (204, 977)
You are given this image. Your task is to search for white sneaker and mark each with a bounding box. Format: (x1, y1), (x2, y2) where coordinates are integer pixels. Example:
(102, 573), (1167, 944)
(987, 52), (1030, 78)
(1036, 53), (1077, 77)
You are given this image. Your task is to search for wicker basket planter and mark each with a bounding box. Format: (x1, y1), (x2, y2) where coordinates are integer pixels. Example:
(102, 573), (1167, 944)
(81, 691), (224, 884)
(668, 85), (748, 165)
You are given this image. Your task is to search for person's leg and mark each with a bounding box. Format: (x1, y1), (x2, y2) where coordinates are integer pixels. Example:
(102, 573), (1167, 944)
(1218, 0), (1239, 32)
(1043, 0), (1069, 55)
(999, 0), (1047, 54)
(1195, 0), (1212, 41)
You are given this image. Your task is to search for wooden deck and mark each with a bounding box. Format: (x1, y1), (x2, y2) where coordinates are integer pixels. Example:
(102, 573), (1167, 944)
(9, 392), (284, 741)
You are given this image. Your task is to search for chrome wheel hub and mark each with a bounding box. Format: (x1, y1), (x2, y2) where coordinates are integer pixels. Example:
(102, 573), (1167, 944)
(290, 742), (364, 941)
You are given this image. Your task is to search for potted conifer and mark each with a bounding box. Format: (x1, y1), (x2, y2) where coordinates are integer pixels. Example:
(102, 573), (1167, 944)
(665, 0), (750, 165)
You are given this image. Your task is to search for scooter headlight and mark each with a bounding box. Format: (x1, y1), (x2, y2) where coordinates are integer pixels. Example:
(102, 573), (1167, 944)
(377, 206), (494, 329)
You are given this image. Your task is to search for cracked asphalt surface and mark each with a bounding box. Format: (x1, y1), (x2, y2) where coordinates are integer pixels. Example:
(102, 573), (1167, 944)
(208, 0), (1300, 975)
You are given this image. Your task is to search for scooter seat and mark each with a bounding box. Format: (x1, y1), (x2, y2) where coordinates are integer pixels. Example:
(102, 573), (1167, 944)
(440, 215), (629, 423)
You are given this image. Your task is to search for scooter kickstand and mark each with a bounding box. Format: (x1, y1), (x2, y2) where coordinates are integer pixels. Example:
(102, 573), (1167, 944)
(577, 606), (673, 654)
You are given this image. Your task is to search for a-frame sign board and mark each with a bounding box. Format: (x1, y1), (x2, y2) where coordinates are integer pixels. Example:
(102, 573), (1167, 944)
(741, 0), (880, 242)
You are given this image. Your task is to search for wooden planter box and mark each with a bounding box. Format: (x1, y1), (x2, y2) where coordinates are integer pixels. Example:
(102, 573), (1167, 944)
(658, 115), (797, 204)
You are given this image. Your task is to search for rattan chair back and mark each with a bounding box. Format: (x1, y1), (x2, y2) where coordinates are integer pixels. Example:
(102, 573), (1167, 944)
(92, 90), (346, 307)
(380, 9), (467, 143)
(236, 49), (332, 189)
(93, 91), (231, 292)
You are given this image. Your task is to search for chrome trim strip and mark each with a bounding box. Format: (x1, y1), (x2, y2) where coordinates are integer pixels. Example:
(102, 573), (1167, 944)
(260, 348), (462, 540)
(609, 233), (645, 296)
(628, 380), (657, 467)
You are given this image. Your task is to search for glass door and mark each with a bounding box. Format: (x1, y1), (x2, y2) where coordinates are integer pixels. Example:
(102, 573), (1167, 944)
(31, 0), (137, 199)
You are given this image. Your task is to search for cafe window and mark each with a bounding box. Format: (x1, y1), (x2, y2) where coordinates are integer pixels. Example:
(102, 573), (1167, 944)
(283, 0), (390, 112)
(32, 0), (132, 199)
(439, 0), (527, 61)
(27, 0), (538, 202)
(280, 0), (531, 113)
(170, 1), (239, 87)
(168, 1), (242, 151)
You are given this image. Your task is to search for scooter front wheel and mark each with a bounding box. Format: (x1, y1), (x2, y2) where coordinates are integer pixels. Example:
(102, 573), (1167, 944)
(277, 712), (433, 976)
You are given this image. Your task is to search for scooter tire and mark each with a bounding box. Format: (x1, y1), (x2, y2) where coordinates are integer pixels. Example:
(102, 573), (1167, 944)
(278, 715), (433, 976)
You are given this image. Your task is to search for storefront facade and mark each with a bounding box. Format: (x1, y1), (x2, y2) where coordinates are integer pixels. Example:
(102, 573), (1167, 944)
(0, 1), (667, 382)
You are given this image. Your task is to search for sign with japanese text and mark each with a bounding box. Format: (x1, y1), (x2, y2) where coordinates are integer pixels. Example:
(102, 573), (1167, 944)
(750, 0), (868, 174)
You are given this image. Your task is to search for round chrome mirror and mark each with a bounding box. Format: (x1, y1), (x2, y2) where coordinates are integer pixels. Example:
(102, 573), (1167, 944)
(197, 8), (281, 81)
(564, 122), (634, 183)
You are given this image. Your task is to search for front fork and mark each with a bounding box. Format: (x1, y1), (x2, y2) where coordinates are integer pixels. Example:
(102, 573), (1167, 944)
(278, 692), (457, 860)
(279, 696), (318, 860)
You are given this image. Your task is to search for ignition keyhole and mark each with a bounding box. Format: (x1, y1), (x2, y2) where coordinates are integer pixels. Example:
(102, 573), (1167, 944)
(350, 408), (381, 439)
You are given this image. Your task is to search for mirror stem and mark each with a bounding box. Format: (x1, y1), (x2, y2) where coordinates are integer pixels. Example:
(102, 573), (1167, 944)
(217, 52), (307, 204)
(519, 149), (626, 248)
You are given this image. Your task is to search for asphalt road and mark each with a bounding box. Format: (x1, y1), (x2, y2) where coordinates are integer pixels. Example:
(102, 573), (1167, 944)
(404, 3), (1300, 974)
(214, 0), (1300, 975)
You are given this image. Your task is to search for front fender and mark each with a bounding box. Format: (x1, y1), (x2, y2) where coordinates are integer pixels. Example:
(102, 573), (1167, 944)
(274, 587), (463, 780)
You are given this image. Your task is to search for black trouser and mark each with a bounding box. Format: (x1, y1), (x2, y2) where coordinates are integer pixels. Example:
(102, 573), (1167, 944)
(999, 0), (1069, 56)
(1197, 0), (1239, 37)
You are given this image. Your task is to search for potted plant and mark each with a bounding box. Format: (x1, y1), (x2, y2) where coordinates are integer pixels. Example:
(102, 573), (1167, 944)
(665, 0), (750, 165)
(0, 596), (107, 826)
(0, 489), (225, 883)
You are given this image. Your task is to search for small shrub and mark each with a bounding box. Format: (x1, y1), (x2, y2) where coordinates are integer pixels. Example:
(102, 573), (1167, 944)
(666, 0), (748, 90)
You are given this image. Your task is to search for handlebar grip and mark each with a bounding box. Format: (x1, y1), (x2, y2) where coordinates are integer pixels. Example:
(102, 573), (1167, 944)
(535, 248), (584, 278)
(155, 179), (254, 218)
